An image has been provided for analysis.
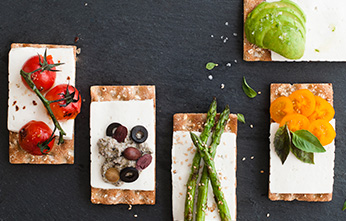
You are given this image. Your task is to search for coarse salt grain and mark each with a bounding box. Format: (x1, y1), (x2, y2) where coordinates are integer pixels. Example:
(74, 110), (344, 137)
(134, 214), (138, 218)
(211, 34), (214, 38)
(225, 22), (229, 26)
(250, 124), (254, 128)
(242, 157), (246, 161)
(267, 213), (270, 217)
(208, 75), (213, 80)
(76, 48), (81, 55)
(251, 156), (254, 160)
(234, 60), (238, 63)
(220, 84), (225, 89)
(226, 63), (231, 67)
(233, 33), (238, 36)
(258, 91), (262, 94)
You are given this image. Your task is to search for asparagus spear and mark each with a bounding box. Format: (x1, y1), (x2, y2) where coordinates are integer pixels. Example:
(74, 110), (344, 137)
(190, 132), (232, 221)
(184, 98), (217, 221)
(196, 106), (230, 221)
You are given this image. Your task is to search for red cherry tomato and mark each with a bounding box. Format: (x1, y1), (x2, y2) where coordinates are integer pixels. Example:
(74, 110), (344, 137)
(45, 84), (82, 121)
(19, 120), (55, 155)
(21, 55), (56, 92)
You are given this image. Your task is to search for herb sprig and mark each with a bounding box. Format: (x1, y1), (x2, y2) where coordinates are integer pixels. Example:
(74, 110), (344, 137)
(274, 124), (326, 164)
(242, 76), (257, 98)
(205, 62), (218, 70)
(237, 113), (246, 124)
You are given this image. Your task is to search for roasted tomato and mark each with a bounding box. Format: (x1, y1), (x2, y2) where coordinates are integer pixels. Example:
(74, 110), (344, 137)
(19, 120), (55, 155)
(21, 54), (57, 93)
(45, 84), (82, 121)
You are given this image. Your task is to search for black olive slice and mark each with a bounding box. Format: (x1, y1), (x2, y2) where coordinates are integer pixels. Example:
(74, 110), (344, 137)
(120, 167), (139, 183)
(106, 122), (122, 137)
(131, 126), (148, 143)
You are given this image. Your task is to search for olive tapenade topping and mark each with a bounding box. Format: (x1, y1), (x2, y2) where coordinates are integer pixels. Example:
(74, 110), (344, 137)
(99, 123), (153, 186)
(120, 167), (139, 182)
(131, 125), (148, 143)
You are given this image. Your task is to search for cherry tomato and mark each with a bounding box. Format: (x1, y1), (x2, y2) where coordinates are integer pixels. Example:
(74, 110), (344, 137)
(19, 120), (55, 155)
(21, 55), (56, 92)
(45, 84), (82, 121)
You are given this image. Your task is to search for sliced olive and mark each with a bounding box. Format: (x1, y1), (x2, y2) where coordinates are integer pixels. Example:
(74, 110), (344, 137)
(105, 167), (120, 183)
(112, 125), (128, 143)
(120, 167), (139, 183)
(131, 126), (148, 143)
(106, 122), (122, 137)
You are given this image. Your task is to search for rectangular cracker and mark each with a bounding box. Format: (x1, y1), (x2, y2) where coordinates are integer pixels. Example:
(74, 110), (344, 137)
(243, 0), (271, 61)
(269, 83), (334, 201)
(172, 113), (237, 220)
(90, 85), (156, 205)
(9, 43), (76, 164)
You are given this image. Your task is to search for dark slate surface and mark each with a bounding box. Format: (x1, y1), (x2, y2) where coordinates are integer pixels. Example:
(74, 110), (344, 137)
(0, 0), (345, 220)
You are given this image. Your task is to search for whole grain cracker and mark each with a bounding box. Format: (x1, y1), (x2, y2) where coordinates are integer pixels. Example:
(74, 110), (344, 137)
(173, 112), (237, 218)
(269, 83), (334, 201)
(9, 43), (77, 164)
(90, 85), (156, 205)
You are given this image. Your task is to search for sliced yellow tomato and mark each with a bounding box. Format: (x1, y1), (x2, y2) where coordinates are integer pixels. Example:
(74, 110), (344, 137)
(308, 120), (336, 146)
(279, 113), (310, 132)
(308, 96), (335, 122)
(270, 97), (294, 123)
(288, 89), (316, 117)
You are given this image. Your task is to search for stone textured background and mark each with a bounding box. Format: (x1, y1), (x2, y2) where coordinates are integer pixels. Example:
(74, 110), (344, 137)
(0, 0), (345, 220)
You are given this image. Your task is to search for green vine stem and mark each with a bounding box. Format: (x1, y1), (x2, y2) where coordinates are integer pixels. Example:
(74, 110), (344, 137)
(20, 69), (66, 144)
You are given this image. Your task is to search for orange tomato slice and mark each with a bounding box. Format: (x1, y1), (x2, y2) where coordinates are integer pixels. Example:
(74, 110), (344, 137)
(270, 97), (294, 123)
(279, 113), (310, 132)
(308, 120), (336, 146)
(308, 96), (335, 122)
(288, 89), (316, 117)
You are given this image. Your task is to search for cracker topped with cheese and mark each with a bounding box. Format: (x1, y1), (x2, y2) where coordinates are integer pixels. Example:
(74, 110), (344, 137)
(269, 83), (335, 201)
(8, 43), (79, 164)
(244, 0), (346, 61)
(90, 85), (156, 205)
(172, 113), (237, 220)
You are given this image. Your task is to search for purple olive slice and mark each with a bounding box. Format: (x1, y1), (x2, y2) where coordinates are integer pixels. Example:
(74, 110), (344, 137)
(120, 167), (139, 183)
(136, 154), (152, 171)
(131, 125), (148, 143)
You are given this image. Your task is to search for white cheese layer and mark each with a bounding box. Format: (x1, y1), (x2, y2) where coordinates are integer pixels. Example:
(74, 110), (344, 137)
(268, 0), (346, 61)
(172, 131), (236, 221)
(269, 120), (335, 194)
(8, 47), (76, 139)
(90, 100), (155, 191)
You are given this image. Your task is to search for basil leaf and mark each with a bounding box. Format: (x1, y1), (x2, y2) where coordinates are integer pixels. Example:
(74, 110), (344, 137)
(291, 143), (314, 164)
(274, 124), (291, 164)
(292, 130), (326, 153)
(343, 200), (346, 211)
(237, 113), (246, 124)
(206, 62), (217, 70)
(242, 76), (257, 98)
